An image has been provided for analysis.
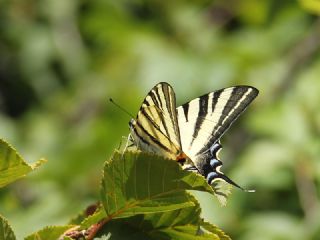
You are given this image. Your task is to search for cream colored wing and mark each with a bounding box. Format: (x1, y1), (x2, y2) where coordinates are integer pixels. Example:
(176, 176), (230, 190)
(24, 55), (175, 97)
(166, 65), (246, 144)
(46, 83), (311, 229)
(177, 86), (258, 190)
(129, 82), (182, 160)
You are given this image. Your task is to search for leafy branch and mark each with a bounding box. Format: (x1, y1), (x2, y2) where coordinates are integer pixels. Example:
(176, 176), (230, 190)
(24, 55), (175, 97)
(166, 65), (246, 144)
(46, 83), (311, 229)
(0, 139), (231, 240)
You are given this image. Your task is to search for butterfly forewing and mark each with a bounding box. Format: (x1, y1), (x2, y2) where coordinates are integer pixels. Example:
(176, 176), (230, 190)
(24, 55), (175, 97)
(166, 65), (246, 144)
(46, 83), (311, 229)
(177, 86), (259, 162)
(129, 82), (182, 159)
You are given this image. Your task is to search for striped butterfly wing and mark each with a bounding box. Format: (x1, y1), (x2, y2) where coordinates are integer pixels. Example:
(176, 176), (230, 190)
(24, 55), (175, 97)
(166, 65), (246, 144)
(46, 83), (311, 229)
(129, 82), (182, 160)
(177, 86), (259, 187)
(130, 83), (258, 191)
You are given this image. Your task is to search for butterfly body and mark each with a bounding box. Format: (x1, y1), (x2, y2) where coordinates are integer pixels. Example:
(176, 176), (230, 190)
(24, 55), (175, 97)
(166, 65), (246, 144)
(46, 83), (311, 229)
(129, 82), (258, 190)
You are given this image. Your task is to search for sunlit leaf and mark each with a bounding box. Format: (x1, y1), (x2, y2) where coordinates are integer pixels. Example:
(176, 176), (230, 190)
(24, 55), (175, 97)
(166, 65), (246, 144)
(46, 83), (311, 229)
(80, 207), (106, 230)
(0, 139), (46, 188)
(126, 193), (230, 240)
(210, 181), (233, 206)
(101, 151), (214, 219)
(69, 202), (102, 226)
(0, 214), (16, 240)
(96, 193), (229, 239)
(24, 225), (76, 240)
(200, 221), (231, 240)
(124, 192), (201, 232)
(299, 0), (320, 15)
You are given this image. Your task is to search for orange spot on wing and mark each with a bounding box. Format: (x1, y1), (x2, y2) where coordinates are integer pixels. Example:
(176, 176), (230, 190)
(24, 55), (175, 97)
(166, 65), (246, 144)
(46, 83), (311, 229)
(176, 152), (188, 162)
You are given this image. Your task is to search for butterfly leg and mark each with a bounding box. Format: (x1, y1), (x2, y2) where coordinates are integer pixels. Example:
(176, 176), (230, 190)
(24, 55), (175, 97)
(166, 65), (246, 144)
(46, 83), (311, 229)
(120, 134), (133, 157)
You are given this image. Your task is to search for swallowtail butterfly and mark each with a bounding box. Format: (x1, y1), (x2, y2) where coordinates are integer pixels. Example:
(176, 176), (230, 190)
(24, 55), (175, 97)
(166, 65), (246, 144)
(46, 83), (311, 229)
(129, 82), (258, 190)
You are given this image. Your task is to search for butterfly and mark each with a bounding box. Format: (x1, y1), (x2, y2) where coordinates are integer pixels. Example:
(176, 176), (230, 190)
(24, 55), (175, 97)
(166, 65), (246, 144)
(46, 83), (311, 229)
(129, 82), (258, 191)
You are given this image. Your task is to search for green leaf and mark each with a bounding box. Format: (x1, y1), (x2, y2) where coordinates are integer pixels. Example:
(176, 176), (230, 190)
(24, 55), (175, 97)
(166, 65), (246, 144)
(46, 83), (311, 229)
(0, 214), (16, 240)
(0, 138), (46, 188)
(96, 193), (230, 240)
(24, 225), (76, 240)
(200, 222), (231, 240)
(125, 193), (201, 231)
(133, 194), (230, 240)
(95, 219), (151, 240)
(155, 225), (219, 240)
(210, 181), (233, 206)
(80, 206), (107, 230)
(69, 202), (103, 226)
(101, 151), (214, 219)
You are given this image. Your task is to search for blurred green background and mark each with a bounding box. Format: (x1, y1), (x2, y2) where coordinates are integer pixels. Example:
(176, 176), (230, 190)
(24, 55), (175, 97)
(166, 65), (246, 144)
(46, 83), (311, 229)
(1, 0), (320, 239)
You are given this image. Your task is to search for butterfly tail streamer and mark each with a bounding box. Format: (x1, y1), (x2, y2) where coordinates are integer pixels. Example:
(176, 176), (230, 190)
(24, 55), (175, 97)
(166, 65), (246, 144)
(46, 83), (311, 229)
(208, 172), (255, 193)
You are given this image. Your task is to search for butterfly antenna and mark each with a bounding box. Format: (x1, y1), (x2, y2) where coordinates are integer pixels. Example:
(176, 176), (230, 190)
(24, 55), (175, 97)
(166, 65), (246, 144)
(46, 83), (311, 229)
(109, 98), (134, 118)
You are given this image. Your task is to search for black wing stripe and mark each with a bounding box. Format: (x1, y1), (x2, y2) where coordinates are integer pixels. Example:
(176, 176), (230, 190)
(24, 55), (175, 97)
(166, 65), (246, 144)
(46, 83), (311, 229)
(141, 95), (160, 134)
(182, 103), (189, 122)
(211, 91), (220, 113)
(160, 84), (173, 141)
(141, 89), (170, 140)
(197, 87), (257, 154)
(216, 87), (239, 133)
(140, 107), (165, 136)
(177, 86), (258, 158)
(148, 91), (168, 135)
(154, 87), (163, 109)
(178, 89), (226, 156)
(161, 83), (182, 148)
(149, 90), (160, 108)
(134, 120), (172, 153)
(190, 94), (209, 146)
(139, 97), (175, 151)
(216, 88), (253, 134)
(130, 82), (182, 159)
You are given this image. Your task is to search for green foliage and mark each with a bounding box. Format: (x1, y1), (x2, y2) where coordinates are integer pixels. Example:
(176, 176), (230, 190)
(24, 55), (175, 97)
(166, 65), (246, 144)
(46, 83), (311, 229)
(0, 139), (46, 188)
(0, 146), (230, 239)
(0, 214), (16, 240)
(299, 0), (320, 15)
(101, 151), (213, 219)
(97, 151), (230, 239)
(79, 207), (106, 230)
(25, 226), (75, 240)
(1, 1), (320, 239)
(97, 151), (231, 239)
(111, 194), (231, 240)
